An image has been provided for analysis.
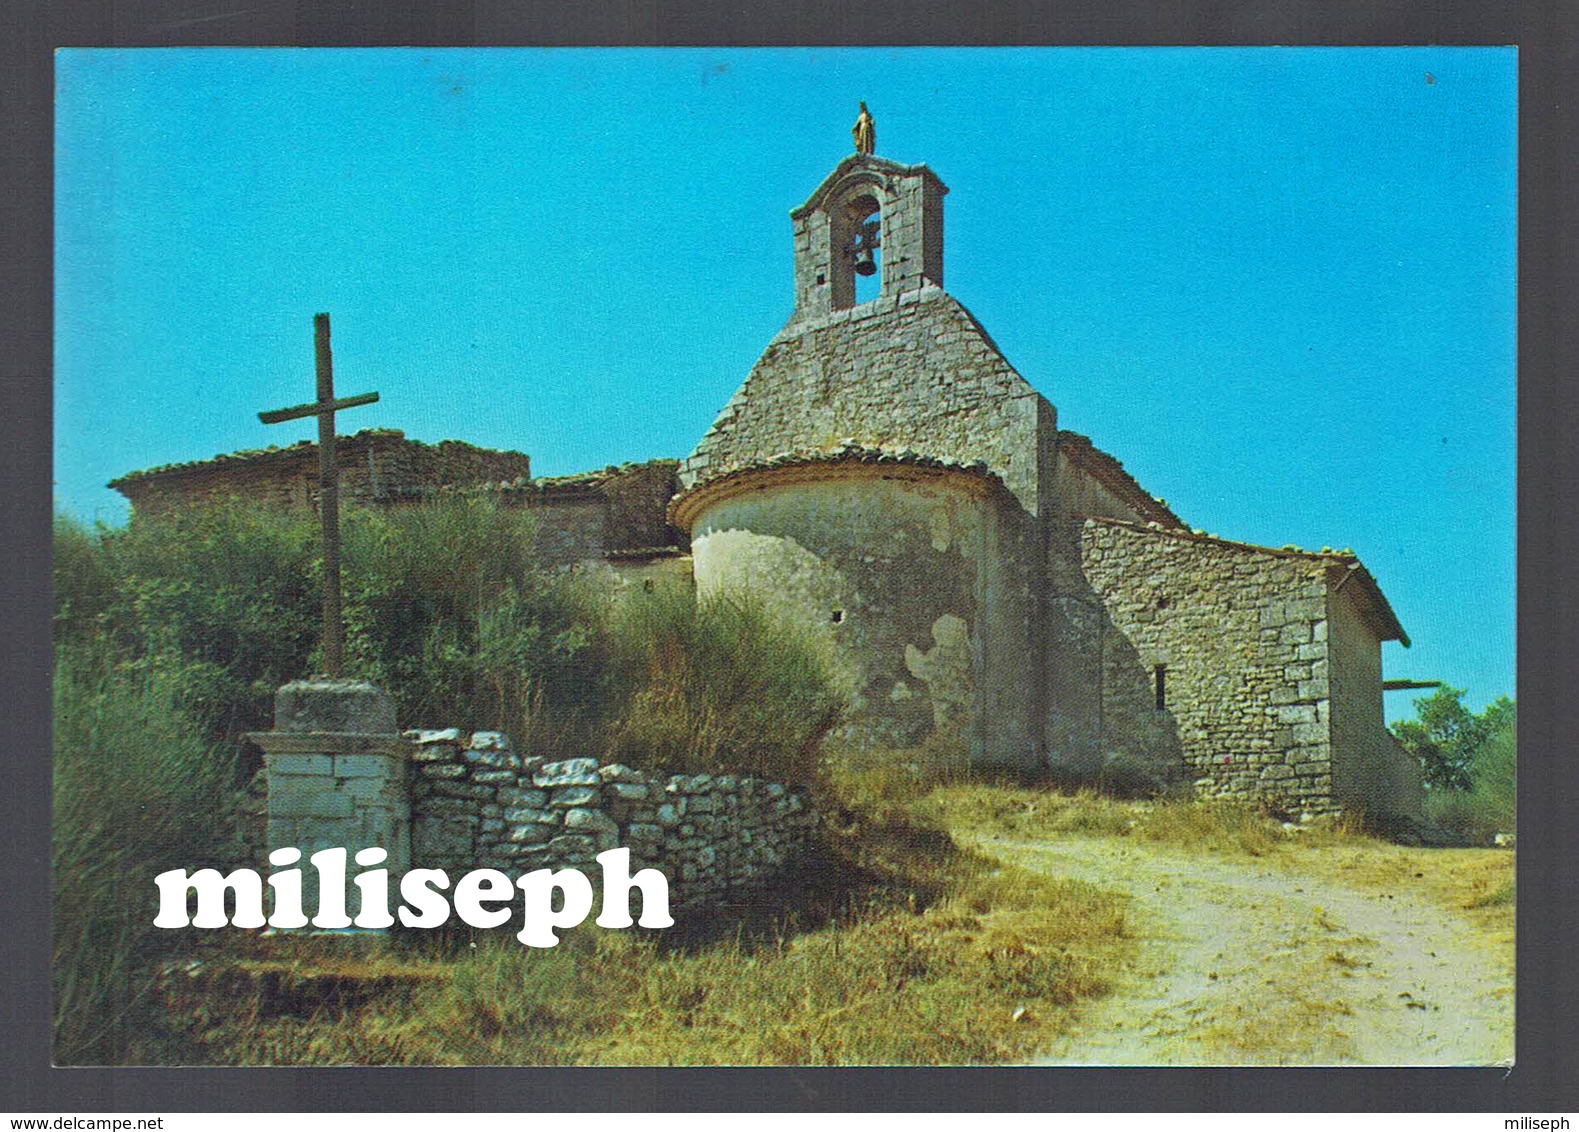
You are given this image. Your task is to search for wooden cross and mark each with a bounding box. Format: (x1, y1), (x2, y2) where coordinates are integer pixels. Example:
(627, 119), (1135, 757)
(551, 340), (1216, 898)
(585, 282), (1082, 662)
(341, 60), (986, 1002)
(258, 313), (380, 678)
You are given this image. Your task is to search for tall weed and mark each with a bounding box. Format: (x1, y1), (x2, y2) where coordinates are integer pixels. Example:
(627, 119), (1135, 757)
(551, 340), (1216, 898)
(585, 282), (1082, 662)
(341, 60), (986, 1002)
(52, 646), (232, 1063)
(605, 585), (840, 784)
(75, 503), (319, 739)
(340, 499), (605, 729)
(53, 499), (608, 737)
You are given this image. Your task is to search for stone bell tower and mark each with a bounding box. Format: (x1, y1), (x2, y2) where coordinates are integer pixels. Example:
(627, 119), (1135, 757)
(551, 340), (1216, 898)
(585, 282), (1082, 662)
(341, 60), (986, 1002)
(789, 153), (948, 320)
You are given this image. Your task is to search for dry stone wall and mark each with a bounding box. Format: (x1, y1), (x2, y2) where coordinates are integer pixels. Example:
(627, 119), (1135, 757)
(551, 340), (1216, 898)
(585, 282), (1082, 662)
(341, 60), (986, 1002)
(522, 494), (610, 567)
(406, 729), (815, 911)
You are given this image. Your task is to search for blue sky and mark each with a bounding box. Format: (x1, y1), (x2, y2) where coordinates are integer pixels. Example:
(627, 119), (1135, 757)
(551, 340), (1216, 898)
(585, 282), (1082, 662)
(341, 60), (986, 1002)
(54, 47), (1517, 718)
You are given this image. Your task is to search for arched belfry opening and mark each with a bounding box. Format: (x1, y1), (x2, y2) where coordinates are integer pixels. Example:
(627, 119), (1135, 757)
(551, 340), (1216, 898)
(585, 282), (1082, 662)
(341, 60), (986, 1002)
(790, 154), (948, 321)
(834, 191), (883, 308)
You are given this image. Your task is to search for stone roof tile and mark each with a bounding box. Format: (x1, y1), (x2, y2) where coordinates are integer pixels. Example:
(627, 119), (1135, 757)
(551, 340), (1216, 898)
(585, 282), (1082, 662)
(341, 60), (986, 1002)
(668, 443), (1007, 529)
(1078, 514), (1408, 645)
(106, 429), (532, 490)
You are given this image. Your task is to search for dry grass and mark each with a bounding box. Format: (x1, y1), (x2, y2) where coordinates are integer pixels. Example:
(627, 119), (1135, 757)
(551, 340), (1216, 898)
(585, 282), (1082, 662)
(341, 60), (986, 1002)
(927, 782), (1515, 986)
(582, 867), (1128, 1065)
(103, 774), (1517, 1067)
(918, 782), (1367, 858)
(132, 766), (1136, 1067)
(1280, 841), (1515, 979)
(145, 871), (1131, 1066)
(1195, 957), (1358, 1064)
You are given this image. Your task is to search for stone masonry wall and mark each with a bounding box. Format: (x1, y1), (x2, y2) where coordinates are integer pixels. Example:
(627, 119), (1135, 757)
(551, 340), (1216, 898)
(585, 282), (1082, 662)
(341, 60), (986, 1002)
(681, 287), (1053, 517)
(520, 494), (609, 567)
(118, 439), (684, 573)
(112, 430), (533, 518)
(406, 729), (815, 912)
(593, 460), (683, 552)
(789, 156), (946, 323)
(1079, 518), (1340, 814)
(457, 460), (685, 568)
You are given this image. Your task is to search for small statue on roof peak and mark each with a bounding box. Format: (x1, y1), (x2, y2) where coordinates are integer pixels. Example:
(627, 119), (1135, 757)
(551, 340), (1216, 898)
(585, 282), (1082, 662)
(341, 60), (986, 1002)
(852, 101), (876, 155)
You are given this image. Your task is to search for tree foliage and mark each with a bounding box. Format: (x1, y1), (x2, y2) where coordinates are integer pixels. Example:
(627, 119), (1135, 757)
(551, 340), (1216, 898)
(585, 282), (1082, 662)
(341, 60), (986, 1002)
(1390, 685), (1515, 792)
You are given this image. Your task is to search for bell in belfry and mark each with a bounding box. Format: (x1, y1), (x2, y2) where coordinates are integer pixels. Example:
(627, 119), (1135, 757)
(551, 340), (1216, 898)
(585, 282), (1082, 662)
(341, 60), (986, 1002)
(852, 218), (880, 276)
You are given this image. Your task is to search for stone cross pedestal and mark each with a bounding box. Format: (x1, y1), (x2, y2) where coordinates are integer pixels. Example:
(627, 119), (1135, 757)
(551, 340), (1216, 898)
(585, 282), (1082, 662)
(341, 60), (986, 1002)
(247, 679), (409, 928)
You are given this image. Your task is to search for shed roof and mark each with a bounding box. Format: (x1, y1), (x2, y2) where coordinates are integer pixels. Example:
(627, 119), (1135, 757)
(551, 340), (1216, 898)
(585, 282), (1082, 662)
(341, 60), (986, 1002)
(107, 429), (530, 492)
(1058, 431), (1185, 530)
(1079, 514), (1409, 646)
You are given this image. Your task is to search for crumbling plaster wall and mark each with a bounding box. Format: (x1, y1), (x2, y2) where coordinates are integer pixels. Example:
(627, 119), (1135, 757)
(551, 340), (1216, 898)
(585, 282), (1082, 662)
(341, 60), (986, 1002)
(686, 469), (1040, 771)
(1327, 586), (1424, 821)
(585, 553), (696, 597)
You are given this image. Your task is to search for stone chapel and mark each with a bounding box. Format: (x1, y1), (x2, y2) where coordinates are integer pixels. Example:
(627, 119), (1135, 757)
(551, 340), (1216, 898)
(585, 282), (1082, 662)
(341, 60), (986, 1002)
(111, 148), (1425, 824)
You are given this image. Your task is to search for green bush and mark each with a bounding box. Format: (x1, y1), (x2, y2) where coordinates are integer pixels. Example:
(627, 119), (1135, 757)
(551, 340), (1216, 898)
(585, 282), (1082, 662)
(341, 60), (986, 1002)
(56, 503), (320, 740)
(1424, 711), (1516, 844)
(1391, 686), (1515, 844)
(52, 498), (610, 739)
(605, 584), (841, 784)
(52, 513), (115, 647)
(53, 645), (233, 1064)
(340, 499), (606, 730)
(56, 496), (842, 785)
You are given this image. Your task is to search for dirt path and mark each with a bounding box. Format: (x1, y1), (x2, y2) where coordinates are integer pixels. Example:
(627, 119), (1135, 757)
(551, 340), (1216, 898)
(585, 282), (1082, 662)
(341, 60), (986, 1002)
(975, 836), (1513, 1067)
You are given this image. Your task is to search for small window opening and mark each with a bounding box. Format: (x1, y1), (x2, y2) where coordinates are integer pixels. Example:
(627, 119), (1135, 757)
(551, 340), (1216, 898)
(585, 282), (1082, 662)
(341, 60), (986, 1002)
(831, 609), (845, 624)
(816, 272), (826, 285)
(1156, 594), (1170, 611)
(1154, 665), (1167, 711)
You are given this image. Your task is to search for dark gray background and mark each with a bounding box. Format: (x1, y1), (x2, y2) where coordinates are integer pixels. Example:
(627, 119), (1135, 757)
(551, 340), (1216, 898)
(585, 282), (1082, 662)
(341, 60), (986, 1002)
(2, 0), (1573, 1112)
